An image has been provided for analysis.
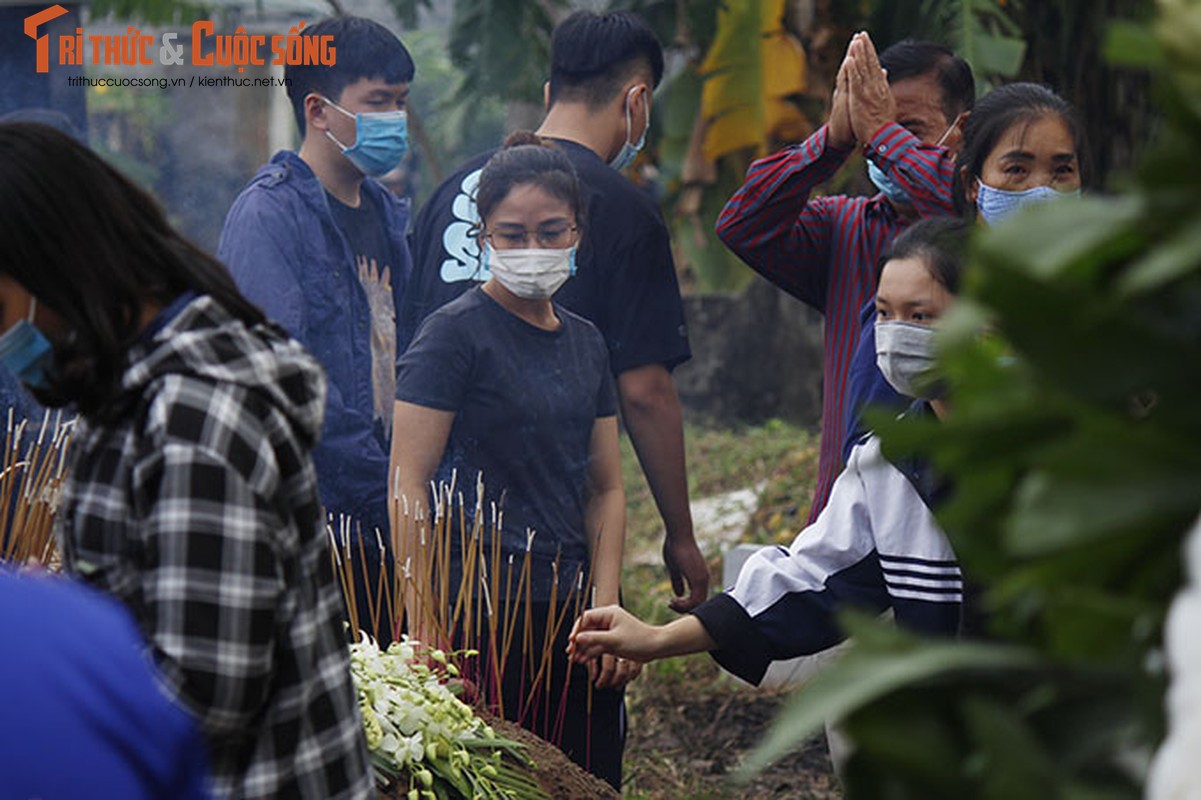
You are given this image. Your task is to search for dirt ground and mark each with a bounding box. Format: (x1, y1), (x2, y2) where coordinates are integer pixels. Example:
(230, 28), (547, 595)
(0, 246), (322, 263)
(487, 716), (620, 799)
(622, 658), (842, 799)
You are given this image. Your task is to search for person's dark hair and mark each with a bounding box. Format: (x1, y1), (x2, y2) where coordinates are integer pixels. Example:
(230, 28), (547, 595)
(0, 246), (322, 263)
(952, 82), (1083, 216)
(0, 122), (266, 419)
(0, 107), (81, 140)
(879, 39), (975, 121)
(285, 16), (415, 133)
(877, 217), (971, 295)
(548, 10), (664, 110)
(475, 132), (586, 228)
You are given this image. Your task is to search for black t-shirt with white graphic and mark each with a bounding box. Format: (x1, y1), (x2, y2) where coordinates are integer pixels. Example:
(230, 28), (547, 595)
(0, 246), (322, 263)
(400, 140), (691, 374)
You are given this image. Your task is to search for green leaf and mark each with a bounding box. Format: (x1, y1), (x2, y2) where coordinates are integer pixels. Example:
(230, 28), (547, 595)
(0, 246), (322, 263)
(1007, 469), (1200, 555)
(970, 35), (1026, 77)
(1117, 215), (1201, 294)
(384, 0), (431, 29)
(1104, 20), (1165, 69)
(739, 621), (1039, 776)
(960, 695), (1057, 798)
(671, 159), (757, 292)
(698, 0), (809, 160)
(976, 195), (1145, 282)
(655, 66), (704, 190)
(446, 0), (563, 104)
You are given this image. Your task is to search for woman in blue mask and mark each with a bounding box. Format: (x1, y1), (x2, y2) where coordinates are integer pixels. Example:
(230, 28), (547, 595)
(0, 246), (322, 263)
(953, 82), (1084, 225)
(390, 131), (634, 789)
(0, 122), (374, 799)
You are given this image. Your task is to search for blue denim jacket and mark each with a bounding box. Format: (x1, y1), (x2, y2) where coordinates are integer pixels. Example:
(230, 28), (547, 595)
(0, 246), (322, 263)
(218, 151), (411, 532)
(0, 368), (43, 426)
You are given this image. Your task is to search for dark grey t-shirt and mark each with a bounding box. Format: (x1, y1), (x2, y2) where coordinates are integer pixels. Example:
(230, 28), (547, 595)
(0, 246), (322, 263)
(396, 287), (616, 589)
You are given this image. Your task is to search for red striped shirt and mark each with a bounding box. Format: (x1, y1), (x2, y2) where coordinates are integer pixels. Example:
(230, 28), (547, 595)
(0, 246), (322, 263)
(716, 122), (956, 521)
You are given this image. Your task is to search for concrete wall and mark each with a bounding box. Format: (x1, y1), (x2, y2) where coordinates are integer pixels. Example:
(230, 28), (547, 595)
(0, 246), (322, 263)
(675, 276), (824, 428)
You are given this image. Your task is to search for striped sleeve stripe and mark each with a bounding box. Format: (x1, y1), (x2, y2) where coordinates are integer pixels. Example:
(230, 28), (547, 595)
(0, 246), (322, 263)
(884, 575), (963, 593)
(890, 586), (963, 603)
(883, 557), (963, 602)
(879, 554), (959, 568)
(884, 565), (963, 580)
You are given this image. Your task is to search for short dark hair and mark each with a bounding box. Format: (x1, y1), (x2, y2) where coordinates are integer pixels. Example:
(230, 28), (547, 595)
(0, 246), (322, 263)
(475, 131), (586, 228)
(285, 16), (415, 133)
(548, 10), (664, 110)
(953, 82), (1083, 216)
(879, 39), (975, 121)
(877, 217), (971, 295)
(0, 122), (265, 419)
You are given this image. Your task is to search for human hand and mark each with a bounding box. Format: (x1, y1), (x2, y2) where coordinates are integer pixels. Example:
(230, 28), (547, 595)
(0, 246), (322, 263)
(664, 534), (709, 612)
(568, 605), (662, 664)
(848, 32), (896, 144)
(827, 50), (854, 149)
(590, 652), (643, 690)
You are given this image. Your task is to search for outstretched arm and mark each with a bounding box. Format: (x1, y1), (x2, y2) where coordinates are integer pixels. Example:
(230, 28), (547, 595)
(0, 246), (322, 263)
(574, 443), (894, 686)
(568, 605), (716, 665)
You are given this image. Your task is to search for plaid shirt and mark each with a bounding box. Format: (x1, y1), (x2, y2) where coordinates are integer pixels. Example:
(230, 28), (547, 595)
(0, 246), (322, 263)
(58, 296), (373, 800)
(715, 122), (956, 521)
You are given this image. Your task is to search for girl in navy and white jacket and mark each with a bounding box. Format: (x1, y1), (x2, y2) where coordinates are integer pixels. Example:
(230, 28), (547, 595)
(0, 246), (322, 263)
(570, 217), (971, 686)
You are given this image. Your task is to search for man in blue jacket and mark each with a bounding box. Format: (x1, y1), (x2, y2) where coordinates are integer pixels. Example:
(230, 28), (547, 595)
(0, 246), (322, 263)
(218, 17), (413, 557)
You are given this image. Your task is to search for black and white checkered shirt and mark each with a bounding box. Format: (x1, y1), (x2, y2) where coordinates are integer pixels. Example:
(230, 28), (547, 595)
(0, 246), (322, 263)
(58, 296), (373, 799)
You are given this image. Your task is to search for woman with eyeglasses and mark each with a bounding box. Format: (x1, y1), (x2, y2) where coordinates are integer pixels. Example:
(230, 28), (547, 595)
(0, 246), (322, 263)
(389, 132), (634, 788)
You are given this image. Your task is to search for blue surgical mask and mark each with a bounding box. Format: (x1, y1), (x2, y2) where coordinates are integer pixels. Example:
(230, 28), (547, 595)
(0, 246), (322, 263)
(609, 86), (650, 172)
(868, 161), (911, 207)
(0, 297), (55, 391)
(323, 97), (409, 177)
(976, 181), (1081, 226)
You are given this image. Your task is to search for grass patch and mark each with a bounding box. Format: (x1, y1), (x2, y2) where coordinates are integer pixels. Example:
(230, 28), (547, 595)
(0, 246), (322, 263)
(618, 418), (820, 668)
(614, 421), (838, 798)
(620, 418), (820, 564)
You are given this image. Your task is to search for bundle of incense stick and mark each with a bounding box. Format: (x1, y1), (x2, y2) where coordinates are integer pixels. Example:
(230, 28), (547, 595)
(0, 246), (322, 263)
(0, 409), (74, 568)
(329, 469), (599, 754)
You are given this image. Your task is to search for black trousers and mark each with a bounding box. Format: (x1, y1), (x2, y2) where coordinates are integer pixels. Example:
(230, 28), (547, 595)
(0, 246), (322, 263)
(455, 596), (626, 790)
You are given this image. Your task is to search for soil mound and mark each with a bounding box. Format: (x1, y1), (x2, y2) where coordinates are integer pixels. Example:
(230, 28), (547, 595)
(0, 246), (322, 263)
(488, 716), (620, 799)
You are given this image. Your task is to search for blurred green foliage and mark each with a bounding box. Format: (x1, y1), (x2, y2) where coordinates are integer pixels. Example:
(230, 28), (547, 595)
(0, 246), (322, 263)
(403, 27), (506, 201)
(746, 3), (1201, 796)
(87, 82), (171, 198)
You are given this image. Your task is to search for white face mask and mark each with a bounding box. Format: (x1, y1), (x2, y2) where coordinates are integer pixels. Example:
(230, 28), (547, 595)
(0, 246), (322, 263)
(875, 320), (942, 399)
(484, 244), (576, 300)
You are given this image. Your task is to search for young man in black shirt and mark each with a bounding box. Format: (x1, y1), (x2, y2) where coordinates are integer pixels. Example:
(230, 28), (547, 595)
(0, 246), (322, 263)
(402, 10), (709, 611)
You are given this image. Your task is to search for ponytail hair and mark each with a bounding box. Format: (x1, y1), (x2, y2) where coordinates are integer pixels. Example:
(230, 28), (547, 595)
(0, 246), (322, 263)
(475, 132), (586, 229)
